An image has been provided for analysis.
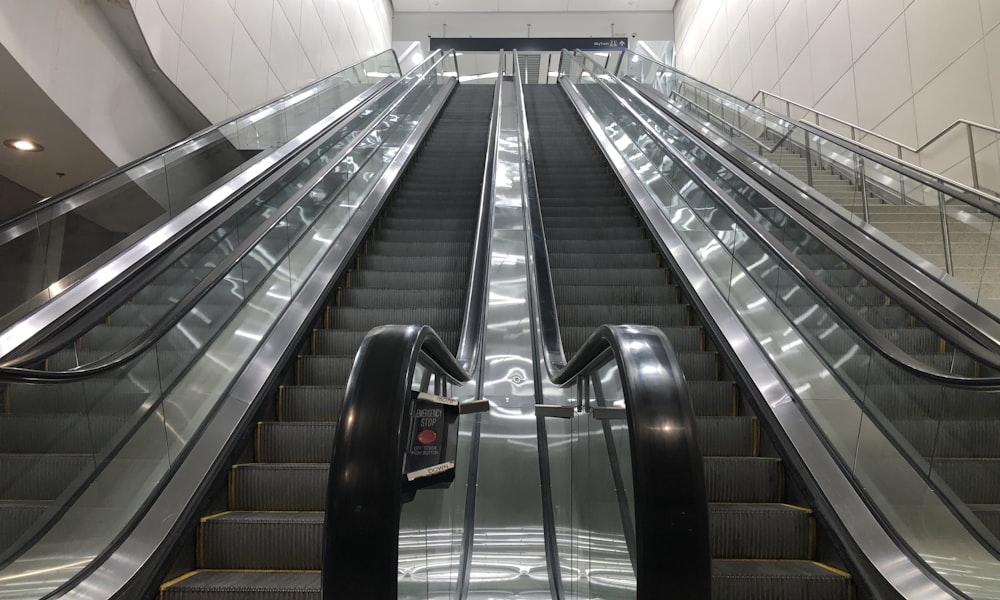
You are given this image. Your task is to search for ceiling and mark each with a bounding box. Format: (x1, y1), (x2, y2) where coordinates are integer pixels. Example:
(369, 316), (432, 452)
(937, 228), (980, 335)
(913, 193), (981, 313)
(0, 44), (115, 202)
(392, 0), (676, 12)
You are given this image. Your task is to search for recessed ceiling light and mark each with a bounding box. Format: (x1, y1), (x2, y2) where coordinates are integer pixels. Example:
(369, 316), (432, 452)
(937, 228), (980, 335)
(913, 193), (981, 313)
(3, 138), (43, 152)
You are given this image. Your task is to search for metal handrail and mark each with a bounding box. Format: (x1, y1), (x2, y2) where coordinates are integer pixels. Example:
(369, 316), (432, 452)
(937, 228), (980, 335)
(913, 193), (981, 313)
(456, 51), (502, 373)
(620, 50), (1000, 204)
(578, 49), (1000, 386)
(0, 50), (459, 381)
(753, 89), (1000, 192)
(0, 49), (401, 232)
(518, 50), (710, 596)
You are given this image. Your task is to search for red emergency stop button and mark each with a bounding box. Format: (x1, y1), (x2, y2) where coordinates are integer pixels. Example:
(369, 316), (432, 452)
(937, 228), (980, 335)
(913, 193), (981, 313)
(417, 429), (437, 445)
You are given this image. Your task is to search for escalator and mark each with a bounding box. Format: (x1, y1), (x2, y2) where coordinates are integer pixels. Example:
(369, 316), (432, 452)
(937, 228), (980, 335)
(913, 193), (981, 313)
(524, 83), (852, 598)
(158, 84), (492, 598)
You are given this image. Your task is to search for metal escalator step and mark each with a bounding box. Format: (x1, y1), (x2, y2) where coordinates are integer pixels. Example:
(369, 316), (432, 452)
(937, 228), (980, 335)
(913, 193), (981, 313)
(541, 205), (635, 218)
(199, 511), (322, 570)
(4, 387), (145, 415)
(969, 504), (1000, 539)
(359, 254), (469, 272)
(278, 386), (344, 422)
(0, 500), (48, 549)
(710, 503), (812, 559)
(543, 226), (644, 241)
(365, 240), (471, 255)
(371, 229), (470, 243)
(894, 420), (1000, 458)
(552, 284), (678, 306)
(348, 270), (465, 289)
(555, 303), (688, 328)
(712, 559), (851, 599)
(543, 215), (637, 228)
(704, 456), (782, 503)
(326, 307), (462, 332)
(296, 356), (354, 386)
(0, 414), (126, 453)
(337, 288), (464, 309)
(552, 267), (665, 287)
(309, 329), (370, 355)
(932, 458), (1000, 504)
(557, 326), (701, 355)
(0, 454), (94, 500)
(872, 386), (1000, 419)
(688, 381), (738, 416)
(257, 422), (335, 463)
(698, 417), (757, 456)
(160, 570), (320, 600)
(229, 464), (326, 511)
(547, 252), (657, 269)
(544, 239), (650, 254)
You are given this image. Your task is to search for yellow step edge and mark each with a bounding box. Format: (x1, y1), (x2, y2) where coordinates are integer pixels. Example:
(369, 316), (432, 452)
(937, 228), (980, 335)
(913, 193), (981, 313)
(277, 386), (285, 421)
(812, 560), (852, 579)
(159, 569), (201, 591)
(254, 422), (263, 462)
(228, 466), (238, 509)
(808, 514), (817, 559)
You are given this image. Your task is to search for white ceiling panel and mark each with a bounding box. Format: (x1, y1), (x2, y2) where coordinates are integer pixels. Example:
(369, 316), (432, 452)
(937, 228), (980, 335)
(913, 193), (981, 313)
(391, 0), (674, 11)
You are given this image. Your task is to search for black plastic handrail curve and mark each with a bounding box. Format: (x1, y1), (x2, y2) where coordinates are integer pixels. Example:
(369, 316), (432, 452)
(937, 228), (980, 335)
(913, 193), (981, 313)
(0, 74), (396, 362)
(515, 55), (710, 598)
(322, 324), (470, 599)
(638, 80), (1000, 355)
(618, 49), (1000, 215)
(568, 51), (1000, 388)
(0, 49), (401, 234)
(556, 326), (712, 598)
(0, 51), (458, 382)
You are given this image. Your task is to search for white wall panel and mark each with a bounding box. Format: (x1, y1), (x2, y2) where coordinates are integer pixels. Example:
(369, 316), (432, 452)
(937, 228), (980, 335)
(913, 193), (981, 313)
(394, 10), (672, 42)
(673, 0), (1000, 193)
(0, 0), (188, 166)
(134, 0), (393, 123)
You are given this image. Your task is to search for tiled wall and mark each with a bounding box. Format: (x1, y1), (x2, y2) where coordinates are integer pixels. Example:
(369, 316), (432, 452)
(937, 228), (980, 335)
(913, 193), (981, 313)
(131, 0), (393, 124)
(672, 0), (1000, 191)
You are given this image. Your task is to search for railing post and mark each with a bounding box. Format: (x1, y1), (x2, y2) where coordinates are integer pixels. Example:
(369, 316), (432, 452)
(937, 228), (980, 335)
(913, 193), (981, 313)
(968, 122), (981, 190)
(896, 146), (907, 203)
(785, 99), (791, 119)
(805, 134), (814, 187)
(857, 155), (871, 223)
(938, 191), (955, 276)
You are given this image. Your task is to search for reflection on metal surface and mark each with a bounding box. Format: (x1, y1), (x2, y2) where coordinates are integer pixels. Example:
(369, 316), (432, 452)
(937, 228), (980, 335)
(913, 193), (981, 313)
(557, 54), (976, 599)
(464, 78), (551, 596)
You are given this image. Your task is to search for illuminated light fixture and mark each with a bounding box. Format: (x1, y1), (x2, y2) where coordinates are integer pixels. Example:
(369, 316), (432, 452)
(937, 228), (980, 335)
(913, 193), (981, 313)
(3, 138), (43, 152)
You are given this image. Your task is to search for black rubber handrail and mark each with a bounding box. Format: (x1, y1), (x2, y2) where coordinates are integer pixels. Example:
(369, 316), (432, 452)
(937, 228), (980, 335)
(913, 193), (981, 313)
(0, 51), (457, 382)
(0, 74), (397, 363)
(617, 50), (1000, 217)
(515, 54), (711, 598)
(322, 324), (471, 598)
(455, 52), (503, 373)
(0, 50), (401, 234)
(634, 78), (1000, 355)
(570, 51), (1000, 388)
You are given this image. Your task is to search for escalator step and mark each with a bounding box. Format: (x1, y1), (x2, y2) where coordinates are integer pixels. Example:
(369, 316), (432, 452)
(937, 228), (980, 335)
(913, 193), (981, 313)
(688, 381), (739, 416)
(0, 500), (48, 550)
(326, 307), (462, 332)
(932, 458), (1000, 504)
(348, 270), (466, 289)
(161, 571), (320, 600)
(0, 414), (126, 453)
(229, 464), (326, 511)
(556, 304), (688, 328)
(198, 511), (322, 570)
(256, 422), (335, 463)
(338, 288), (464, 310)
(0, 454), (94, 500)
(710, 503), (812, 559)
(712, 560), (850, 599)
(704, 456), (782, 503)
(277, 386), (344, 422)
(551, 267), (665, 287)
(296, 356), (354, 385)
(697, 416), (757, 456)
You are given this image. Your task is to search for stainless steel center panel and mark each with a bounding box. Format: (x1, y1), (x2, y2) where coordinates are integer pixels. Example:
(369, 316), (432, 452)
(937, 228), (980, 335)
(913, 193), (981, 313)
(465, 79), (550, 598)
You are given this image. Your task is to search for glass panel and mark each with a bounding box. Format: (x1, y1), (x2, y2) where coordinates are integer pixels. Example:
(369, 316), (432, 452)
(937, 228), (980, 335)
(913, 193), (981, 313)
(562, 50), (1000, 596)
(0, 51), (401, 326)
(0, 51), (453, 597)
(618, 51), (1000, 317)
(552, 356), (635, 600)
(399, 351), (470, 599)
